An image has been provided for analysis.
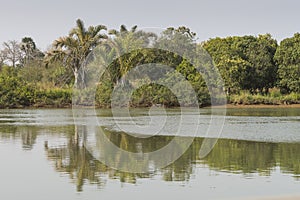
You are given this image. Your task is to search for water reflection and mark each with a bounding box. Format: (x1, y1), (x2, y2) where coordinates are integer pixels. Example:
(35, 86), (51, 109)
(1, 108), (300, 194)
(43, 127), (300, 191)
(0, 125), (37, 150)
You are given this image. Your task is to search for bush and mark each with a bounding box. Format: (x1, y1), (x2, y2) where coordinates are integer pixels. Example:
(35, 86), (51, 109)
(229, 90), (300, 105)
(0, 70), (72, 108)
(281, 93), (300, 104)
(0, 75), (35, 108)
(34, 88), (72, 107)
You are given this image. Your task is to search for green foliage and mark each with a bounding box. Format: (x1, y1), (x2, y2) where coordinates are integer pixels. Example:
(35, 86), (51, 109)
(274, 33), (300, 93)
(18, 61), (44, 83)
(131, 84), (179, 107)
(204, 34), (278, 94)
(0, 66), (72, 108)
(44, 19), (107, 89)
(1, 21), (300, 107)
(0, 74), (35, 108)
(230, 92), (279, 105)
(34, 88), (72, 107)
(281, 92), (300, 104)
(229, 90), (300, 105)
(95, 81), (114, 107)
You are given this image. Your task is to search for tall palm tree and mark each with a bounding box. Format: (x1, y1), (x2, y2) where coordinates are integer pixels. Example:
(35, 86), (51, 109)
(105, 25), (157, 84)
(45, 19), (107, 88)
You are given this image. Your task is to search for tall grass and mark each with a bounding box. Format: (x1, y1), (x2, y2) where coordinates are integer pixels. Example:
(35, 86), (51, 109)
(229, 89), (300, 105)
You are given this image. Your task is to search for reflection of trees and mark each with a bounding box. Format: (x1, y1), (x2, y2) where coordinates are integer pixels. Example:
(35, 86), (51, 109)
(277, 143), (300, 176)
(45, 128), (153, 191)
(1, 121), (299, 190)
(13, 126), (298, 191)
(0, 125), (18, 140)
(204, 140), (300, 177)
(0, 125), (37, 150)
(96, 129), (194, 174)
(46, 133), (108, 192)
(162, 145), (194, 182)
(21, 126), (38, 150)
(203, 139), (277, 175)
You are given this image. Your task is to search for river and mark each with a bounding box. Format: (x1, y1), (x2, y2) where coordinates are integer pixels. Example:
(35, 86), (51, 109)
(0, 108), (299, 199)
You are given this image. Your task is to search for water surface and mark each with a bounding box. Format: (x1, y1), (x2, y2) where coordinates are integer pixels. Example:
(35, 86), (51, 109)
(0, 108), (300, 200)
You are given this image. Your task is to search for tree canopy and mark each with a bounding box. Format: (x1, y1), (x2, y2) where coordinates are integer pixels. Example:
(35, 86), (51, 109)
(44, 19), (107, 88)
(0, 19), (300, 108)
(274, 33), (300, 93)
(203, 34), (278, 94)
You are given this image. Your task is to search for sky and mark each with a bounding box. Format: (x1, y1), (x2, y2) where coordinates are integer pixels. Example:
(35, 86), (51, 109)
(1, 0), (300, 51)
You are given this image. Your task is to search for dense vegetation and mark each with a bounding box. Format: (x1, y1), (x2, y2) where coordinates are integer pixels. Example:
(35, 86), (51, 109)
(0, 19), (299, 108)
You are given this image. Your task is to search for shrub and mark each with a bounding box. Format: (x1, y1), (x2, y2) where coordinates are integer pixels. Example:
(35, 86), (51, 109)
(0, 75), (35, 108)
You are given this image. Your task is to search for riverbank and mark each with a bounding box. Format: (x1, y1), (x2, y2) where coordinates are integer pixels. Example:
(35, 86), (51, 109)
(228, 91), (300, 106)
(2, 102), (300, 109)
(207, 103), (300, 109)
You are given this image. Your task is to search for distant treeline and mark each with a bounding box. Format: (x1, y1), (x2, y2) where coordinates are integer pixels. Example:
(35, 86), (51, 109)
(0, 19), (299, 108)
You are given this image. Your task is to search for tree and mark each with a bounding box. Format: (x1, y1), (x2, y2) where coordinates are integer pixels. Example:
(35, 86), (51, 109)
(45, 19), (107, 88)
(0, 51), (5, 70)
(235, 34), (278, 93)
(93, 25), (157, 85)
(20, 37), (44, 65)
(203, 34), (278, 94)
(155, 26), (197, 59)
(1, 40), (22, 67)
(274, 33), (300, 93)
(203, 37), (247, 94)
(21, 37), (36, 60)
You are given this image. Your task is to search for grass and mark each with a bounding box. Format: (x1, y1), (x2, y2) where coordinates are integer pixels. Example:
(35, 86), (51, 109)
(229, 89), (300, 105)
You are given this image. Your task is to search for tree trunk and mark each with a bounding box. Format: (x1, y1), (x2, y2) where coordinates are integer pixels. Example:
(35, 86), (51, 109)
(74, 125), (79, 145)
(74, 67), (79, 88)
(74, 66), (85, 89)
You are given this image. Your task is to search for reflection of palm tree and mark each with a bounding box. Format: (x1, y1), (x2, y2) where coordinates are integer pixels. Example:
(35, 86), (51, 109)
(45, 128), (152, 191)
(21, 128), (38, 150)
(46, 133), (108, 191)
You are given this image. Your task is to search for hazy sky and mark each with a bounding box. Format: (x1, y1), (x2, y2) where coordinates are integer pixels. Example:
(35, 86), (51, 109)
(1, 0), (300, 50)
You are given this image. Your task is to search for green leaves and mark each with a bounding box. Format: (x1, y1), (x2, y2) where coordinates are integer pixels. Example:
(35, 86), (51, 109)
(0, 75), (35, 108)
(274, 33), (300, 93)
(204, 34), (278, 94)
(45, 19), (107, 89)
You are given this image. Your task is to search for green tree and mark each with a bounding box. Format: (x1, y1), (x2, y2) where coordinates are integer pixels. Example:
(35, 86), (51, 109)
(45, 19), (107, 88)
(236, 34), (278, 93)
(204, 34), (278, 94)
(0, 72), (35, 108)
(274, 33), (300, 93)
(93, 25), (158, 106)
(106, 25), (157, 84)
(20, 37), (44, 66)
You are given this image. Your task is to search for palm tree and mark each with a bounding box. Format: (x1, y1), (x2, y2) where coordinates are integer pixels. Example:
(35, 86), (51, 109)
(108, 24), (138, 35)
(45, 19), (107, 88)
(105, 25), (157, 84)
